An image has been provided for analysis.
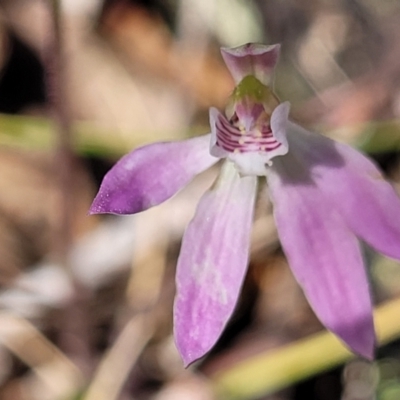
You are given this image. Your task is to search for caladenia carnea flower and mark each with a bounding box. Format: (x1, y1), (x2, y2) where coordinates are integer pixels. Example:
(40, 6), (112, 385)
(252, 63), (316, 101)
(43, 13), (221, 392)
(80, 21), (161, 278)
(90, 43), (400, 366)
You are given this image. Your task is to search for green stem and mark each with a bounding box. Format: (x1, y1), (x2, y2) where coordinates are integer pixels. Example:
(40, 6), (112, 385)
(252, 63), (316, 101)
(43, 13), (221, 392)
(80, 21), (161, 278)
(212, 298), (400, 400)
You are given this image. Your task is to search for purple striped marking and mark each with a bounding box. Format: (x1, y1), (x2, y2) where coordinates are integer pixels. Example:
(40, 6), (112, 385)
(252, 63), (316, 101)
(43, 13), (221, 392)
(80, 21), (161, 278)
(215, 113), (282, 153)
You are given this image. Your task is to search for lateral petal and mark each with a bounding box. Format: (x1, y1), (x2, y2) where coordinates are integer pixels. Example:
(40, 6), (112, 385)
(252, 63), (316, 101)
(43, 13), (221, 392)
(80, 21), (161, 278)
(174, 161), (257, 366)
(90, 134), (217, 215)
(287, 122), (400, 261)
(267, 155), (375, 359)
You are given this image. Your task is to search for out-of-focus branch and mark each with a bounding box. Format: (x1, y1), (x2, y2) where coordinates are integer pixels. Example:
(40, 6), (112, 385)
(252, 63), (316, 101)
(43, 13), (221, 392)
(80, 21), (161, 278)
(45, 0), (73, 260)
(43, 0), (92, 376)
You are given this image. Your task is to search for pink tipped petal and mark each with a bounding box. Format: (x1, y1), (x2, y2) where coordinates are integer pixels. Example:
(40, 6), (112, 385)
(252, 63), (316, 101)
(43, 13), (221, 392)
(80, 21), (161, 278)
(221, 43), (280, 85)
(174, 161), (257, 366)
(287, 122), (400, 261)
(90, 134), (217, 215)
(267, 155), (376, 359)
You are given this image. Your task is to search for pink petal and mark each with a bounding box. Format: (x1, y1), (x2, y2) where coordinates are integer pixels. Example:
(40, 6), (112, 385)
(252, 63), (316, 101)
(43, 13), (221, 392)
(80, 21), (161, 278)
(174, 161), (257, 366)
(267, 154), (375, 359)
(287, 122), (400, 261)
(221, 43), (280, 85)
(90, 134), (217, 215)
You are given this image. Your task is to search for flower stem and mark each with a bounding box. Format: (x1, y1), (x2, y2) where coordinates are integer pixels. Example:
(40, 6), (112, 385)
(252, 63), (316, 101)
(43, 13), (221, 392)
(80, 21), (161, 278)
(212, 297), (400, 399)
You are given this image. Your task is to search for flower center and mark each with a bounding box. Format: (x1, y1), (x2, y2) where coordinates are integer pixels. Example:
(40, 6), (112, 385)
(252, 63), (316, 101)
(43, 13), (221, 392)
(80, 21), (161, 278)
(216, 75), (282, 154)
(210, 75), (289, 176)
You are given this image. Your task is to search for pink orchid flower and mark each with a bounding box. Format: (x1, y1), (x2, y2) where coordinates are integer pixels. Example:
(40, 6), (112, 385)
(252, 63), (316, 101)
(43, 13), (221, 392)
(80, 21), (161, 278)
(90, 43), (400, 366)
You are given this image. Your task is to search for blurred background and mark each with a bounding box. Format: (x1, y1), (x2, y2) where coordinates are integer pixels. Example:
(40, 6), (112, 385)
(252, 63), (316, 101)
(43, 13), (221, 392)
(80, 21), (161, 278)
(1, 0), (400, 399)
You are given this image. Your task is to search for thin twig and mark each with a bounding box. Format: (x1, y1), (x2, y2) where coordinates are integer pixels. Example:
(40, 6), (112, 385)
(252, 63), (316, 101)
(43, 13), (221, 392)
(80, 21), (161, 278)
(0, 312), (83, 399)
(83, 314), (155, 400)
